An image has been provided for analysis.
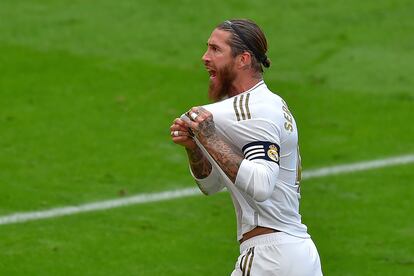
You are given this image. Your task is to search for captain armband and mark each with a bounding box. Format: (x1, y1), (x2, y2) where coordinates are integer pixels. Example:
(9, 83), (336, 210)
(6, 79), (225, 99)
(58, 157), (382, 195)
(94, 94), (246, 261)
(242, 141), (280, 164)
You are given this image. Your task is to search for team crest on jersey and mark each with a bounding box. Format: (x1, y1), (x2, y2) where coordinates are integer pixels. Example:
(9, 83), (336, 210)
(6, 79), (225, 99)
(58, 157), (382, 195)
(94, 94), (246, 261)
(267, 144), (279, 162)
(242, 141), (280, 164)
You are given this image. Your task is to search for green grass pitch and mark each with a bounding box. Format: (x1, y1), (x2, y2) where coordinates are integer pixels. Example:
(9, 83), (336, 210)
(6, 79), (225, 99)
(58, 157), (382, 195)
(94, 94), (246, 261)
(0, 0), (413, 275)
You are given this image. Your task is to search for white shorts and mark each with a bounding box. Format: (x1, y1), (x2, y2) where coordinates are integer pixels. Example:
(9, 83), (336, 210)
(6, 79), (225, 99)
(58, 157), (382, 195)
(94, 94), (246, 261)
(231, 232), (323, 276)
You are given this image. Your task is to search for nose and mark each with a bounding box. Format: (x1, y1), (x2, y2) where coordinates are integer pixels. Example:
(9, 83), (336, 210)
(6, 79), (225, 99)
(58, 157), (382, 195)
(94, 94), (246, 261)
(202, 50), (210, 64)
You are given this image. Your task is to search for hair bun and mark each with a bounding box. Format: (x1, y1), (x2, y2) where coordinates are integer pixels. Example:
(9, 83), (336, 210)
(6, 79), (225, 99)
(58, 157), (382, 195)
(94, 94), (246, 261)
(262, 58), (271, 68)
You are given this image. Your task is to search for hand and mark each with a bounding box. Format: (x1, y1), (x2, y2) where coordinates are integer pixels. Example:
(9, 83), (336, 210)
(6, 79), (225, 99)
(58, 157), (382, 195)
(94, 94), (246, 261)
(185, 107), (216, 140)
(170, 117), (197, 150)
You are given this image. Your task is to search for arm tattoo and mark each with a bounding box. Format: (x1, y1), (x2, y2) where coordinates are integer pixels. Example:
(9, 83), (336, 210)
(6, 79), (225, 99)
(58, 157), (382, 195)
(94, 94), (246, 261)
(198, 117), (215, 138)
(186, 147), (212, 179)
(191, 106), (243, 183)
(199, 133), (243, 183)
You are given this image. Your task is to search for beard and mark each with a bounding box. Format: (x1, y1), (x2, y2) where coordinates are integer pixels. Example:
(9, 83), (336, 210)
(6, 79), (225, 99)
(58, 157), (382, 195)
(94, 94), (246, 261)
(208, 61), (237, 102)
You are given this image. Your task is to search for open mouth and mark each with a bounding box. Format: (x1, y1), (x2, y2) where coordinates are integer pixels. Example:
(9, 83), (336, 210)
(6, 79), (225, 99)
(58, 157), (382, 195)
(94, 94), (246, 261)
(207, 69), (217, 79)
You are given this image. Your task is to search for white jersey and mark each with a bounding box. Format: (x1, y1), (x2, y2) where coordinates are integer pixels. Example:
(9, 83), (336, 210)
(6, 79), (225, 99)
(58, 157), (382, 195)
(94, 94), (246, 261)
(191, 80), (310, 240)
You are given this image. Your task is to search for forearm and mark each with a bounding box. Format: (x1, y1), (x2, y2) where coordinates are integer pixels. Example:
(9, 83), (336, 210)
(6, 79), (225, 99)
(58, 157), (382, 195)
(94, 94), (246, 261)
(198, 133), (243, 183)
(184, 107), (243, 183)
(186, 146), (212, 179)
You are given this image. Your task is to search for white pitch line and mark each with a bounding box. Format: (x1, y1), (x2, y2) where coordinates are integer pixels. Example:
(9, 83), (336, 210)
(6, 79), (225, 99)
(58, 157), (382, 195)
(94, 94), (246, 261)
(0, 154), (413, 226)
(302, 154), (414, 179)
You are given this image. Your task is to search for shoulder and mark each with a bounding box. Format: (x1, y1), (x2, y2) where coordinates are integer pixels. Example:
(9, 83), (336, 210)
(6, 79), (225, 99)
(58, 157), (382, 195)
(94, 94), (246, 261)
(202, 81), (292, 128)
(243, 83), (287, 123)
(227, 83), (298, 143)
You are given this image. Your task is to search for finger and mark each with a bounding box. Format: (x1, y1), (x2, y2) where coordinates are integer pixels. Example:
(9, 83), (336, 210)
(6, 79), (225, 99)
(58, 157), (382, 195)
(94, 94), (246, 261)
(172, 136), (193, 144)
(190, 106), (200, 113)
(181, 111), (199, 136)
(190, 106), (211, 122)
(187, 107), (201, 122)
(170, 130), (191, 137)
(174, 118), (188, 127)
(170, 130), (180, 137)
(197, 107), (211, 118)
(184, 119), (198, 131)
(180, 113), (194, 127)
(170, 124), (189, 132)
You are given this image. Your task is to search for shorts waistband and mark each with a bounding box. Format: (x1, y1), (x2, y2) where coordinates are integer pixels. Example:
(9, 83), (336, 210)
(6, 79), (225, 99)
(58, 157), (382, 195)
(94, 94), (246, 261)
(239, 232), (308, 253)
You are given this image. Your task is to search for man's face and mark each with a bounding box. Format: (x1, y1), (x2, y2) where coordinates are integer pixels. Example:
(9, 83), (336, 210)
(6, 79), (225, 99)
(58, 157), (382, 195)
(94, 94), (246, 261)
(202, 29), (237, 102)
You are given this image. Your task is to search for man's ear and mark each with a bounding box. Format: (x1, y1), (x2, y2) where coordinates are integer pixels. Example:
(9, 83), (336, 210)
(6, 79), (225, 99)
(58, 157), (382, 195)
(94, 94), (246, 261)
(237, 51), (252, 69)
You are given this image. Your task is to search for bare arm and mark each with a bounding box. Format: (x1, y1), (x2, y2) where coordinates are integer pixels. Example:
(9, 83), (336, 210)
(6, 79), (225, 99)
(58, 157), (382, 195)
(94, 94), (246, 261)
(170, 117), (212, 179)
(185, 146), (212, 179)
(198, 132), (242, 183)
(185, 107), (243, 183)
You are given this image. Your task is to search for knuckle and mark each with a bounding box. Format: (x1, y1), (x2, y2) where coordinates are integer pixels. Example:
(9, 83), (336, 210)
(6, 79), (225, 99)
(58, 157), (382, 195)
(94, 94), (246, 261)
(199, 114), (207, 121)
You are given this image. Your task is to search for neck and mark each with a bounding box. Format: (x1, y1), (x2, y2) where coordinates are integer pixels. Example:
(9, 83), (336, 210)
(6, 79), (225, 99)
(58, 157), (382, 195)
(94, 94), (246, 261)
(228, 75), (263, 97)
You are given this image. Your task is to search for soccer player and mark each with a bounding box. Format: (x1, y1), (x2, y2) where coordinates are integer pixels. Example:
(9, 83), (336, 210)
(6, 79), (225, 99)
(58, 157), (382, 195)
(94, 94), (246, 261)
(170, 19), (323, 276)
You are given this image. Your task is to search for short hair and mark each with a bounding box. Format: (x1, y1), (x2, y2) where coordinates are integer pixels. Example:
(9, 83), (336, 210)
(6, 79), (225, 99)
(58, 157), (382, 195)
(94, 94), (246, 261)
(217, 19), (271, 73)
